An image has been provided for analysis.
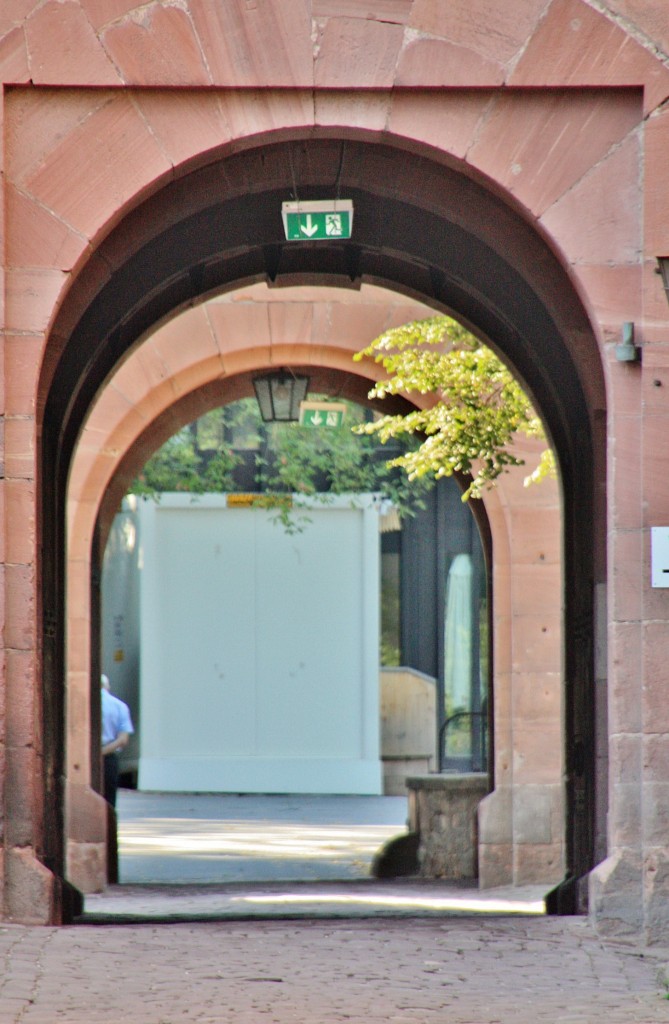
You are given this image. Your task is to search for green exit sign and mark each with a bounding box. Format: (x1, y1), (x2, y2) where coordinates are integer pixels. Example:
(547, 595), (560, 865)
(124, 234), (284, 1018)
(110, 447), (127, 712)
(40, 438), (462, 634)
(299, 401), (347, 428)
(282, 200), (353, 241)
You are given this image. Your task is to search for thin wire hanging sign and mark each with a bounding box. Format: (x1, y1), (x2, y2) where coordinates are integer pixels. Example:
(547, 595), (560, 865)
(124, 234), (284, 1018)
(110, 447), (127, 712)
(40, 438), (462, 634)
(282, 199), (353, 241)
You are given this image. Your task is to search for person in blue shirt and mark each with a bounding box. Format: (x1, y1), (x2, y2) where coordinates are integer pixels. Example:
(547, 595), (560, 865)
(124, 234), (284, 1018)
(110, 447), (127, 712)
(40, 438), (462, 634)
(101, 673), (134, 808)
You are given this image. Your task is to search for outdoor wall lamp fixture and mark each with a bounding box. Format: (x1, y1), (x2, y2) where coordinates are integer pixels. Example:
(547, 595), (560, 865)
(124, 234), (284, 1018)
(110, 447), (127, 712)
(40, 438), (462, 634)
(252, 368), (310, 422)
(615, 321), (640, 363)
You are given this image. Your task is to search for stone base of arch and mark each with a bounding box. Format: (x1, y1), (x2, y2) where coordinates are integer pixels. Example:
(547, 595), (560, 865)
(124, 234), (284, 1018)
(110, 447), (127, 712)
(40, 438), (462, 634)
(478, 783), (565, 888)
(65, 782), (109, 896)
(589, 851), (669, 946)
(3, 849), (82, 926)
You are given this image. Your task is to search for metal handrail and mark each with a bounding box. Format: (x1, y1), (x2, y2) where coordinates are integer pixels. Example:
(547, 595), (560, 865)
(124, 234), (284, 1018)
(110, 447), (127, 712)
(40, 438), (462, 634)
(439, 710), (487, 772)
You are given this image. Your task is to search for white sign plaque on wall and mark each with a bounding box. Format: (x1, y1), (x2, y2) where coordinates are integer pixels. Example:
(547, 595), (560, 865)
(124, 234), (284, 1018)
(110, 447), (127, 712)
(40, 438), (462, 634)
(651, 527), (669, 587)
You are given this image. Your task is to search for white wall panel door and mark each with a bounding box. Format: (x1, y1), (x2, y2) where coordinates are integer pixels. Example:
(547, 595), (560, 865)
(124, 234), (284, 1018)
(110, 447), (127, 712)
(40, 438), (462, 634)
(138, 494), (381, 794)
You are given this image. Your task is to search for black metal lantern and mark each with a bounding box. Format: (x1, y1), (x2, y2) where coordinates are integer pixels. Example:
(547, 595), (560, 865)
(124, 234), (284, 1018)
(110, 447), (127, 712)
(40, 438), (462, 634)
(252, 369), (310, 423)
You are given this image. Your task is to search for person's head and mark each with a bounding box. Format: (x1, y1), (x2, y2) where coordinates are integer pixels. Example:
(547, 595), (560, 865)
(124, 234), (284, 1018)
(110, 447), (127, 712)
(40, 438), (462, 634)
(101, 673), (110, 691)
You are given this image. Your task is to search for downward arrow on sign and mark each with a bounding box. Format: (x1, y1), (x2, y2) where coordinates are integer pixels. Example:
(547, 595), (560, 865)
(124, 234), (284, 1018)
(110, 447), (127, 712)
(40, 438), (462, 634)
(300, 215), (319, 237)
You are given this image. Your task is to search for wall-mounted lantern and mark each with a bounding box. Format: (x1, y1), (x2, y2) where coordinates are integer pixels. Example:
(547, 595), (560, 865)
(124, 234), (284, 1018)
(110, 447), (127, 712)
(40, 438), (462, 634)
(252, 369), (310, 422)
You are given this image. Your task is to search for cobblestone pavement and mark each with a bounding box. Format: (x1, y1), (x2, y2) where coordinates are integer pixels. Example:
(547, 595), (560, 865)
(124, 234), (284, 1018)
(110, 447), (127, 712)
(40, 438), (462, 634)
(1, 913), (668, 1023)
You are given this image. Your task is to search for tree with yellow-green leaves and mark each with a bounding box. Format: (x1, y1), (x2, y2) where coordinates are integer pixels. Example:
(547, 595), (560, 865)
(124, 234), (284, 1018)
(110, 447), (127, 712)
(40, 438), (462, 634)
(354, 315), (555, 500)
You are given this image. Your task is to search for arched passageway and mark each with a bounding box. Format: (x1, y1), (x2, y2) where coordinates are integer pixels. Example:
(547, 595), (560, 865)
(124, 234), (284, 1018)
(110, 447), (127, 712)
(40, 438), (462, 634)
(41, 136), (604, 919)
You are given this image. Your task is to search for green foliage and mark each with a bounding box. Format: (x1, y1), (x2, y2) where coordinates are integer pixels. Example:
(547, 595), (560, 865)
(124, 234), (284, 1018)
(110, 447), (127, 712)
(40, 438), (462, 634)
(131, 426), (240, 497)
(130, 312), (554, 518)
(354, 315), (553, 500)
(130, 397), (432, 524)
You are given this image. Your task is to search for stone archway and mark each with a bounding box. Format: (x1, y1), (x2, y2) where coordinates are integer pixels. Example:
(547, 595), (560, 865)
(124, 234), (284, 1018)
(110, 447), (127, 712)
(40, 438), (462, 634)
(64, 283), (563, 895)
(37, 137), (603, 920)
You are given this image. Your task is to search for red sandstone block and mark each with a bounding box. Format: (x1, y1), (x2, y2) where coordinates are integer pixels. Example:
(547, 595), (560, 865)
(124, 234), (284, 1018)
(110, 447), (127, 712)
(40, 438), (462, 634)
(643, 109), (669, 255)
(267, 302), (314, 351)
(25, 0), (121, 86)
(609, 527), (644, 623)
(604, 349), (643, 419)
(606, 782), (643, 847)
(105, 362), (170, 421)
(190, 0), (313, 87)
(609, 621), (643, 734)
(4, 567), (35, 653)
(317, 302), (389, 352)
(609, 732), (643, 785)
(66, 618), (92, 677)
(68, 446), (119, 506)
(65, 782), (106, 844)
(67, 498), (98, 558)
(0, 25), (29, 83)
(642, 629), (669, 733)
(642, 734), (669, 782)
(151, 307), (220, 367)
(25, 95), (171, 239)
(509, 0), (669, 113)
(314, 90), (390, 134)
(5, 479), (35, 566)
(0, 0), (33, 38)
(5, 271), (64, 337)
(102, 4), (210, 86)
(0, 483), (5, 564)
(314, 0), (412, 21)
(641, 415), (669, 521)
(4, 846), (55, 924)
(133, 91), (233, 168)
(218, 89), (314, 144)
(389, 91), (489, 161)
(609, 431), (643, 533)
(207, 300), (274, 356)
(409, 0), (547, 65)
(511, 672), (562, 724)
(2, 346), (37, 438)
(5, 649), (36, 749)
(125, 341), (173, 395)
(576, 264), (642, 325)
(168, 357), (226, 400)
(606, 0), (669, 57)
(514, 842), (564, 885)
(397, 38), (504, 87)
(508, 512), (561, 569)
(469, 91), (641, 217)
(511, 615), (561, 674)
(315, 17), (403, 88)
(642, 783), (669, 846)
(540, 134), (641, 267)
(5, 186), (85, 273)
(641, 345), (669, 413)
(4, 416), (34, 481)
(5, 89), (110, 189)
(642, 262), (669, 334)
(510, 566), (561, 617)
(512, 721), (562, 783)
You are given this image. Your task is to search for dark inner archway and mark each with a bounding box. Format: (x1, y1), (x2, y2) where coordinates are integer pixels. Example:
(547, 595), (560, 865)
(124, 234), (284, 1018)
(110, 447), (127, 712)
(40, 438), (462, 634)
(40, 137), (605, 916)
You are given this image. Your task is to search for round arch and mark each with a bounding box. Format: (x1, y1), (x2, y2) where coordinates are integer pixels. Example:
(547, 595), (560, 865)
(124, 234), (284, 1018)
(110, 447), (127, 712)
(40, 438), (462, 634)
(41, 137), (604, 915)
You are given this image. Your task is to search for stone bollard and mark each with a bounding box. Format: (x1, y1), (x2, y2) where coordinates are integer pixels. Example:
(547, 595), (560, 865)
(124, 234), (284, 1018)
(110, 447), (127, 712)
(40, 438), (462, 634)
(407, 774), (489, 879)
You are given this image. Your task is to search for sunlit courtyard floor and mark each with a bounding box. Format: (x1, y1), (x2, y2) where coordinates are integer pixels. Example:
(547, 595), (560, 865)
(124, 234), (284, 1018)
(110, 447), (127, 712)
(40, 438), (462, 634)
(115, 790), (411, 884)
(81, 791), (549, 922)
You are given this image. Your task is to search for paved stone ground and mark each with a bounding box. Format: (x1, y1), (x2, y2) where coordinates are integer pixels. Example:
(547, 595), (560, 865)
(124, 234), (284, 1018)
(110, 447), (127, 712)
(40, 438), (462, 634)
(4, 793), (667, 1021)
(0, 914), (668, 1022)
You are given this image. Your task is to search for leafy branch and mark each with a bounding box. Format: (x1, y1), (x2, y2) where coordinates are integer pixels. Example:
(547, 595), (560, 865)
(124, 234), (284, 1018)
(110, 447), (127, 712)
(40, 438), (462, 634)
(354, 315), (554, 499)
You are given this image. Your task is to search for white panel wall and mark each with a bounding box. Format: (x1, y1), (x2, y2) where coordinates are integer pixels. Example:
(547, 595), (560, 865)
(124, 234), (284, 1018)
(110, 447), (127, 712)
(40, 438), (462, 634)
(138, 494), (381, 794)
